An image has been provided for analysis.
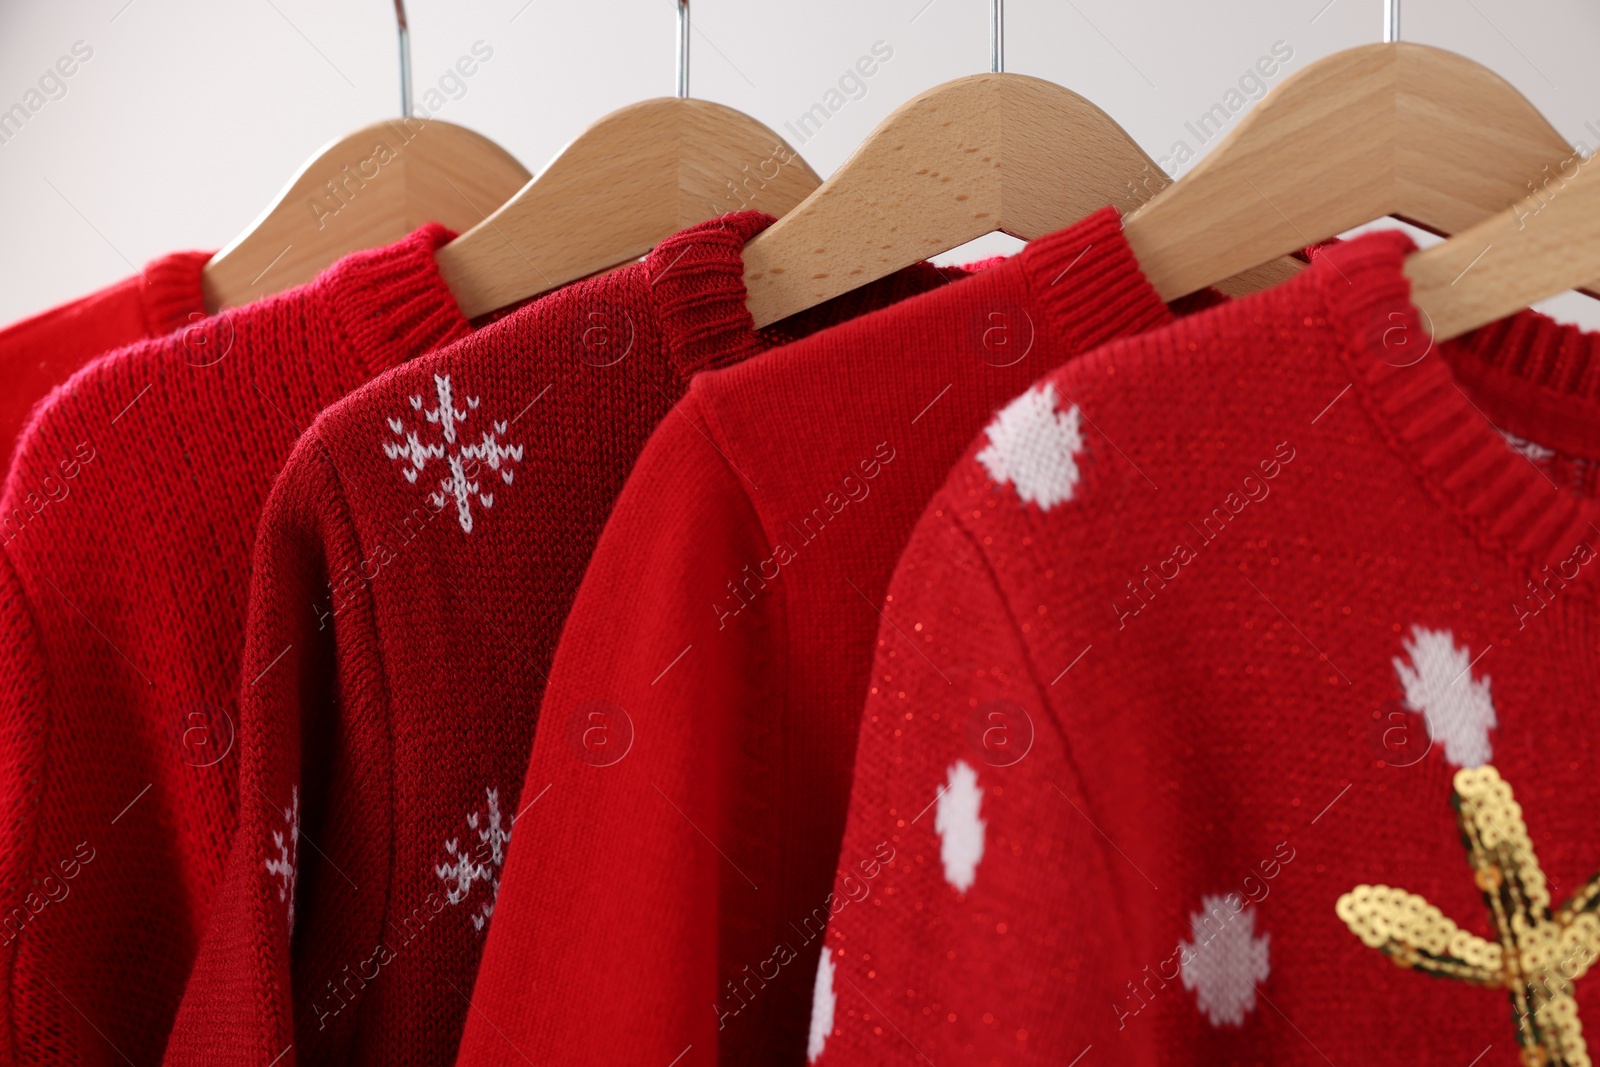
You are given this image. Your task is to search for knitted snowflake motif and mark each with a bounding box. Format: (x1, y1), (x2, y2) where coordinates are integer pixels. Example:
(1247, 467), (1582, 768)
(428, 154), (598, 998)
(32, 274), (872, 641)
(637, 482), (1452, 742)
(263, 785), (300, 935)
(1180, 893), (1270, 1027)
(435, 787), (512, 932)
(1500, 428), (1555, 464)
(382, 374), (525, 534)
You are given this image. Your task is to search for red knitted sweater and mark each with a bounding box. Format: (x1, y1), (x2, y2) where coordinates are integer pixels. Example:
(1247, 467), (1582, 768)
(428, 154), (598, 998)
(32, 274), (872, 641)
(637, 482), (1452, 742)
(158, 213), (963, 1067)
(458, 208), (1225, 1066)
(0, 251), (210, 473)
(0, 226), (470, 1067)
(813, 230), (1600, 1066)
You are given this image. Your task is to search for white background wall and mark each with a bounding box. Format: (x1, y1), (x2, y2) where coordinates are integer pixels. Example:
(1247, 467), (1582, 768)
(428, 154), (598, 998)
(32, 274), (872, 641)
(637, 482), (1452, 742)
(2, 0), (1599, 327)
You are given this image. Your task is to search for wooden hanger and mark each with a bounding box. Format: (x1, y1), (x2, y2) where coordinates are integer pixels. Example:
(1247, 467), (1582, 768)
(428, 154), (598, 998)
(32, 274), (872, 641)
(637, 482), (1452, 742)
(434, 1), (823, 319)
(202, 1), (529, 312)
(1121, 41), (1593, 302)
(434, 100), (822, 319)
(1408, 145), (1600, 341)
(203, 121), (529, 313)
(740, 1), (1300, 330)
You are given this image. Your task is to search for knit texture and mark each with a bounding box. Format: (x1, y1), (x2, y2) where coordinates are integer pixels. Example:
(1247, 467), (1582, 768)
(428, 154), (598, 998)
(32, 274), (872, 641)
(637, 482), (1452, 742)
(0, 251), (210, 474)
(0, 226), (469, 1067)
(813, 230), (1600, 1065)
(158, 212), (964, 1067)
(457, 207), (1226, 1066)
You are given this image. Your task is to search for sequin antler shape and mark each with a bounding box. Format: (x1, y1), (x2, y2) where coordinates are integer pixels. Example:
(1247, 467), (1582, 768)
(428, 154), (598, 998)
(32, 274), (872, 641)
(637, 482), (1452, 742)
(1337, 765), (1600, 1067)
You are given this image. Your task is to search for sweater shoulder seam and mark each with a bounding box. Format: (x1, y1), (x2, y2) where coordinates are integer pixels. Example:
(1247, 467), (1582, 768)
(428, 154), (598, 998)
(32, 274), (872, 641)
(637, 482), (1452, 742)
(946, 498), (1138, 936)
(294, 434), (400, 1041)
(946, 500), (1059, 727)
(674, 389), (795, 1010)
(682, 388), (789, 633)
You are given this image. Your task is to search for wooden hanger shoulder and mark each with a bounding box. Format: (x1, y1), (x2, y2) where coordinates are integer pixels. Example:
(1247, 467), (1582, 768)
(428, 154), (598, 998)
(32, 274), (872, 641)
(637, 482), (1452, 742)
(434, 98), (822, 319)
(1409, 146), (1600, 341)
(201, 118), (530, 313)
(743, 74), (1160, 328)
(1393, 43), (1573, 232)
(1123, 43), (1577, 301)
(740, 72), (1306, 330)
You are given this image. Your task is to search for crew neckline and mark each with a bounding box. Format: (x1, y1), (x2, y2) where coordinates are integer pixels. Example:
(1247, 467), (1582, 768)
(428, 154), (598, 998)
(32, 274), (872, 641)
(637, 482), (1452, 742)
(1021, 206), (1182, 350)
(1316, 228), (1600, 569)
(319, 222), (475, 379)
(139, 250), (213, 338)
(647, 211), (995, 382)
(647, 206), (1191, 391)
(646, 211), (775, 380)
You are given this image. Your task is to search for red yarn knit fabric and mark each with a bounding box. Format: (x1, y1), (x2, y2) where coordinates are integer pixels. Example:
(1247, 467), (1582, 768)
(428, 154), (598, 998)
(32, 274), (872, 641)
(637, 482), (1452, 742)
(458, 207), (1225, 1066)
(0, 251), (210, 473)
(0, 226), (470, 1067)
(158, 212), (964, 1067)
(813, 230), (1600, 1065)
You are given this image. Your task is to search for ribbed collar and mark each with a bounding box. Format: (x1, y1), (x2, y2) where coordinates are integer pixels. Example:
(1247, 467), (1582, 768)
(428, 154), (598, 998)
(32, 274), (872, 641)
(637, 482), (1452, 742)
(138, 250), (212, 337)
(1022, 206), (1182, 350)
(647, 207), (1176, 384)
(1317, 229), (1600, 569)
(647, 211), (991, 381)
(647, 211), (775, 379)
(318, 223), (474, 378)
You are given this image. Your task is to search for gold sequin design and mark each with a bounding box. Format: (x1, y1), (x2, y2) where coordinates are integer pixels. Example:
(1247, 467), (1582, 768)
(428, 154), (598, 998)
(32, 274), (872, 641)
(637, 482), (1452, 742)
(1337, 765), (1600, 1067)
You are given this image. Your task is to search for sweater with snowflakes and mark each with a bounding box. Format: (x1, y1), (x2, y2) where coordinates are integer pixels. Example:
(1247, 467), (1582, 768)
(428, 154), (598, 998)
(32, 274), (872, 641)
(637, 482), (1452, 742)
(811, 229), (1600, 1066)
(0, 226), (470, 1067)
(0, 250), (211, 473)
(455, 207), (1228, 1067)
(157, 212), (964, 1067)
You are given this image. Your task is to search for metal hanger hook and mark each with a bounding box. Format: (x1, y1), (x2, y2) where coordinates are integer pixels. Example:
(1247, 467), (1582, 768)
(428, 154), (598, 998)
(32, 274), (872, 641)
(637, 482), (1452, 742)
(393, 0), (413, 118)
(990, 0), (1004, 74)
(677, 0), (690, 98)
(1384, 0), (1400, 44)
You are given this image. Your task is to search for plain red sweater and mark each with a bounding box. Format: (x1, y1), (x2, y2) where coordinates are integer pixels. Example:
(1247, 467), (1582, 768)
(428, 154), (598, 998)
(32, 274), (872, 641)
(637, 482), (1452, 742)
(458, 208), (1225, 1066)
(0, 252), (210, 474)
(158, 212), (963, 1067)
(813, 230), (1600, 1066)
(0, 226), (470, 1067)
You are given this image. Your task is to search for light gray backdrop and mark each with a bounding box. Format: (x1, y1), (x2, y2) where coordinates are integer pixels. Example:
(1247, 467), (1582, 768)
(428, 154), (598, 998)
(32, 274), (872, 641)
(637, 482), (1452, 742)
(2, 0), (1597, 326)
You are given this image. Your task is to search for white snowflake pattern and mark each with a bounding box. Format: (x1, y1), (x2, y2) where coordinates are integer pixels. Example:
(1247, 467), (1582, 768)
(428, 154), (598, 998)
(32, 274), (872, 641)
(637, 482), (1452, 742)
(1179, 893), (1270, 1027)
(1393, 625), (1497, 768)
(435, 787), (512, 932)
(382, 374), (525, 534)
(975, 381), (1085, 511)
(263, 785), (300, 934)
(1501, 429), (1555, 464)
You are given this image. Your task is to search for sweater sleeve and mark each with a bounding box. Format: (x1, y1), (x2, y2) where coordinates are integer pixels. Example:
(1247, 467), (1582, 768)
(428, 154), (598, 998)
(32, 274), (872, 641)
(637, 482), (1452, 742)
(809, 496), (1149, 1066)
(458, 391), (780, 1066)
(0, 550), (51, 1057)
(163, 437), (393, 1067)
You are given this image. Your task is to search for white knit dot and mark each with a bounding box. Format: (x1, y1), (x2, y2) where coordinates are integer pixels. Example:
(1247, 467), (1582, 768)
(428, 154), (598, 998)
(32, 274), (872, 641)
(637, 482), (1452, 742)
(807, 948), (837, 1063)
(935, 760), (985, 892)
(975, 382), (1084, 511)
(1179, 893), (1270, 1028)
(1393, 625), (1496, 768)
